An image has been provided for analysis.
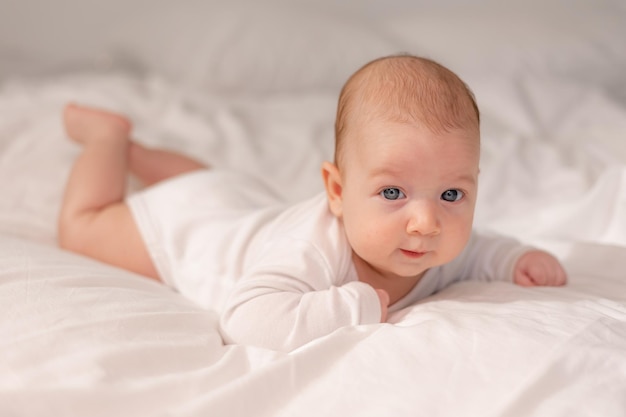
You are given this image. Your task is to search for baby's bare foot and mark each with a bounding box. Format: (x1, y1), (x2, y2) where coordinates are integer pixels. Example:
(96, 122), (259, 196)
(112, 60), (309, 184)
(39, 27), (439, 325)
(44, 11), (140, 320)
(63, 103), (132, 145)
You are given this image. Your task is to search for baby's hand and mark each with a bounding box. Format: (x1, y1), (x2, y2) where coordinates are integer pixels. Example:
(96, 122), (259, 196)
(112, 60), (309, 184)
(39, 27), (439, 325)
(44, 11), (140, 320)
(514, 250), (567, 287)
(375, 289), (390, 322)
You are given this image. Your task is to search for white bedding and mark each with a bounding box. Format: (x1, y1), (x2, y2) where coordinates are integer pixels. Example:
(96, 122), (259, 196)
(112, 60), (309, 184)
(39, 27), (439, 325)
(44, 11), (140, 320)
(1, 1), (626, 416)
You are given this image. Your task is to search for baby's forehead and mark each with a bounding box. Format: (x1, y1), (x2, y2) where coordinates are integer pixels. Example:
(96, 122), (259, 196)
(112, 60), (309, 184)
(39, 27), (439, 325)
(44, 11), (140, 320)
(345, 121), (476, 164)
(351, 117), (480, 147)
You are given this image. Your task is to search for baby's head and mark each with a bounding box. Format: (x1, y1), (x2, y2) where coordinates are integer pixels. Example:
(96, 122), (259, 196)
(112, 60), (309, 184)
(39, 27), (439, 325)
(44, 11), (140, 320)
(322, 54), (481, 281)
(334, 54), (480, 171)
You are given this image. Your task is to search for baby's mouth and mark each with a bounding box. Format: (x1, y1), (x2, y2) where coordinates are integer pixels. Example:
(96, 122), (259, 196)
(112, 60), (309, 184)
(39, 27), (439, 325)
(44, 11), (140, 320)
(400, 249), (427, 259)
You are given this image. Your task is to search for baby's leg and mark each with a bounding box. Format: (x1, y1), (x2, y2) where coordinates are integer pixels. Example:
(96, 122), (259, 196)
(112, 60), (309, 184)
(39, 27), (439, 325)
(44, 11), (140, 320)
(58, 104), (159, 280)
(129, 142), (207, 187)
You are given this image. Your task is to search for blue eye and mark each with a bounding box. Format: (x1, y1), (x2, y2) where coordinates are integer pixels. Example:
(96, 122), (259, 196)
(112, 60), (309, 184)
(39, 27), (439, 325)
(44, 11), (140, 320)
(441, 189), (464, 202)
(381, 188), (405, 200)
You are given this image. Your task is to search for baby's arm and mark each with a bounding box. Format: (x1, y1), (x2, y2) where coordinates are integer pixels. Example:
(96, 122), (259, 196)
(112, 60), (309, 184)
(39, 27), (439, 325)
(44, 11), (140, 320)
(453, 232), (567, 287)
(221, 281), (382, 351)
(513, 250), (567, 287)
(220, 239), (383, 351)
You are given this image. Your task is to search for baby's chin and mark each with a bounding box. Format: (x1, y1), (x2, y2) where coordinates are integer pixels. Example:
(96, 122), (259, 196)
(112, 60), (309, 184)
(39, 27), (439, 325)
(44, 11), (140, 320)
(390, 252), (461, 278)
(383, 264), (430, 280)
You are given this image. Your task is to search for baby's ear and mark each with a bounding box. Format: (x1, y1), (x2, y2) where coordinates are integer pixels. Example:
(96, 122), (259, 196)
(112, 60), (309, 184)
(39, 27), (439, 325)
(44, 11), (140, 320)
(321, 161), (343, 217)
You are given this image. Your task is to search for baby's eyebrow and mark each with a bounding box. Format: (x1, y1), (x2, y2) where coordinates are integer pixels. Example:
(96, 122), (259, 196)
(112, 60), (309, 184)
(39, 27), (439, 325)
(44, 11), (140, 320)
(368, 166), (404, 179)
(369, 168), (477, 185)
(451, 174), (477, 185)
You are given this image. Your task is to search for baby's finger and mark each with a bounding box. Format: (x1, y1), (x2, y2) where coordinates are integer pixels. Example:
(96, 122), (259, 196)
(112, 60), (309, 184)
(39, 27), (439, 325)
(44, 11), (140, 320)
(514, 271), (536, 287)
(542, 261), (567, 286)
(555, 265), (568, 286)
(375, 289), (389, 322)
(528, 260), (555, 285)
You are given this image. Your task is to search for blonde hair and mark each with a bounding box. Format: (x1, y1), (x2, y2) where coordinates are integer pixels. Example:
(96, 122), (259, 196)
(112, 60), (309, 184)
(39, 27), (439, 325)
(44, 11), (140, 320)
(334, 54), (480, 169)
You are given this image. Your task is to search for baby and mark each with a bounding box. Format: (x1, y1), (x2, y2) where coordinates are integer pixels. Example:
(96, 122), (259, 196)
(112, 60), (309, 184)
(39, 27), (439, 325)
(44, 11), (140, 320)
(58, 54), (567, 351)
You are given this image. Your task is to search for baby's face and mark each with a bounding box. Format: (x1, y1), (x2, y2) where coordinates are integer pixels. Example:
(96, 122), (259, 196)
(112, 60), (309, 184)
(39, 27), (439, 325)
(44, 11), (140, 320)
(338, 119), (479, 281)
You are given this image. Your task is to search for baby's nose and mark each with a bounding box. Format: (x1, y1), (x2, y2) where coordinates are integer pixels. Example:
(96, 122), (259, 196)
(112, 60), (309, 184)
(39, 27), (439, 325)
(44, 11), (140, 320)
(406, 201), (440, 236)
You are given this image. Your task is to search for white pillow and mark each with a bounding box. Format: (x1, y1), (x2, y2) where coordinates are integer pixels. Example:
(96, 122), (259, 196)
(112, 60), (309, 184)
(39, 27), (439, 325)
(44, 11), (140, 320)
(109, 2), (401, 94)
(0, 0), (401, 93)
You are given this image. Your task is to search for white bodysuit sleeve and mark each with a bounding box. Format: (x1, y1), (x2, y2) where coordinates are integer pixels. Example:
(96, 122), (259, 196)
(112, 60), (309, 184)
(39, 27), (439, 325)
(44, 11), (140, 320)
(220, 238), (381, 351)
(451, 231), (532, 283)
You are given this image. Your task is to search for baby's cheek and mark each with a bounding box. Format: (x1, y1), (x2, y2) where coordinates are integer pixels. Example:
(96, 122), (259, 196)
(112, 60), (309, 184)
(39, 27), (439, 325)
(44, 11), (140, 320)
(361, 223), (389, 252)
(344, 217), (379, 257)
(444, 222), (473, 261)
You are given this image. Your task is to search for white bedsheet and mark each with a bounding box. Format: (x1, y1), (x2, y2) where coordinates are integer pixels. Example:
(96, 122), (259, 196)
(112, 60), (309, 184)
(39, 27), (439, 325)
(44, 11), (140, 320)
(2, 235), (626, 416)
(1, 1), (625, 416)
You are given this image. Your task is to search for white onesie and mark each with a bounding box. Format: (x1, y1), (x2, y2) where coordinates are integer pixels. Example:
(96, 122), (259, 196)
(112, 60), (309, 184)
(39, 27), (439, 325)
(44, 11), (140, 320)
(128, 169), (529, 351)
